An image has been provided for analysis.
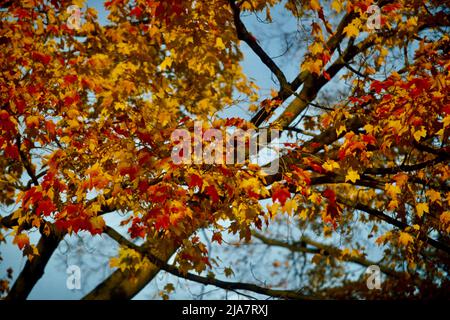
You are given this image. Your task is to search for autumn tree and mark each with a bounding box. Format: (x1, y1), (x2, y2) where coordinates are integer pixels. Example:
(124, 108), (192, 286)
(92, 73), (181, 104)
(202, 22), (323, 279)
(1, 0), (449, 300)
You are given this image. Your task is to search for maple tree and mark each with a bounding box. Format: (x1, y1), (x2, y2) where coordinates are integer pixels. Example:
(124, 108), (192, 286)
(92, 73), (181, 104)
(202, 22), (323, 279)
(1, 0), (450, 300)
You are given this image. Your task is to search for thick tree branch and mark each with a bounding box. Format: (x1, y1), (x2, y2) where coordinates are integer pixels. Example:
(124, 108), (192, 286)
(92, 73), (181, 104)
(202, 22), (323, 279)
(101, 226), (311, 300)
(5, 227), (65, 300)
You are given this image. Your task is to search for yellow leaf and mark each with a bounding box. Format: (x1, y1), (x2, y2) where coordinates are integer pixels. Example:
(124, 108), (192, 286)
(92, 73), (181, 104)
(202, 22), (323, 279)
(67, 108), (79, 119)
(267, 202), (280, 216)
(309, 42), (323, 55)
(283, 198), (298, 215)
(331, 0), (342, 13)
(345, 168), (360, 183)
(323, 160), (340, 172)
(26, 116), (40, 128)
(299, 209), (308, 220)
(426, 189), (441, 203)
(398, 232), (414, 246)
(443, 115), (450, 128)
(406, 17), (418, 29)
(215, 37), (226, 50)
(413, 126), (426, 142)
(117, 42), (131, 55)
(388, 199), (399, 210)
(440, 211), (450, 225)
(90, 216), (105, 230)
(160, 56), (173, 70)
(336, 124), (346, 136)
(301, 58), (322, 75)
(72, 0), (85, 8)
(185, 36), (194, 44)
(364, 124), (374, 134)
(416, 202), (429, 218)
(67, 119), (79, 129)
(343, 24), (359, 38)
(310, 0), (321, 10)
(60, 136), (71, 144)
(385, 183), (401, 198)
(308, 192), (321, 204)
(114, 102), (126, 111)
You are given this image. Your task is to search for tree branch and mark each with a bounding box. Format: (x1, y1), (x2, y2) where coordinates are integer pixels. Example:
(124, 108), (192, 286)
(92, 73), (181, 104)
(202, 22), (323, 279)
(338, 197), (450, 255)
(100, 226), (311, 300)
(228, 0), (289, 94)
(251, 231), (401, 278)
(5, 227), (65, 300)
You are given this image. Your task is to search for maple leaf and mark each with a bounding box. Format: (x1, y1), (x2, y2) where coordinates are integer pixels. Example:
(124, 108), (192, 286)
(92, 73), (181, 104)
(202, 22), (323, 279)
(215, 37), (226, 50)
(13, 233), (30, 250)
(426, 190), (441, 203)
(160, 56), (173, 70)
(302, 58), (323, 75)
(413, 127), (427, 142)
(309, 42), (323, 55)
(398, 232), (414, 246)
(345, 168), (360, 183)
(271, 185), (291, 206)
(310, 0), (321, 10)
(383, 3), (402, 12)
(36, 199), (57, 216)
(343, 24), (359, 38)
(188, 174), (203, 189)
(25, 116), (40, 128)
(205, 185), (219, 202)
(31, 52), (51, 65)
(63, 75), (78, 85)
(331, 0), (342, 12)
(416, 203), (429, 218)
(130, 6), (143, 18)
(211, 232), (222, 244)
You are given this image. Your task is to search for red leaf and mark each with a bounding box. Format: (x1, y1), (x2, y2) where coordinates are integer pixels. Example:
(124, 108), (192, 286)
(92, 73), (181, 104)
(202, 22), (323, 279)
(4, 144), (19, 160)
(442, 104), (450, 115)
(36, 199), (57, 216)
(271, 185), (290, 205)
(211, 232), (222, 244)
(130, 6), (143, 17)
(382, 3), (402, 13)
(129, 218), (146, 238)
(188, 174), (203, 189)
(46, 120), (56, 135)
(361, 134), (377, 145)
(13, 233), (29, 250)
(63, 74), (78, 85)
(32, 52), (51, 65)
(148, 184), (170, 202)
(323, 188), (336, 202)
(0, 110), (9, 120)
(205, 185), (219, 202)
(155, 214), (170, 230)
